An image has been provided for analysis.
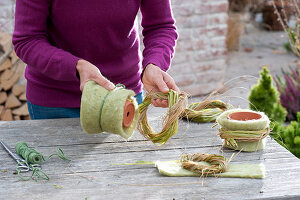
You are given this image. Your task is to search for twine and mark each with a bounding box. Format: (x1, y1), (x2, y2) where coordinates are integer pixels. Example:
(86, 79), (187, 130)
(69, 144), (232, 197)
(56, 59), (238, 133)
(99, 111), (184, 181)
(218, 127), (270, 148)
(98, 84), (125, 131)
(15, 142), (71, 181)
(15, 142), (43, 164)
(138, 90), (231, 145)
(180, 153), (228, 175)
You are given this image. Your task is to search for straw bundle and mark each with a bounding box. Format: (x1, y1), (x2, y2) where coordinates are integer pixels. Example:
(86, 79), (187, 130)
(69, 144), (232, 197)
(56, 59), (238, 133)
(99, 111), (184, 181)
(181, 100), (232, 123)
(138, 90), (188, 145)
(180, 153), (228, 175)
(138, 90), (232, 145)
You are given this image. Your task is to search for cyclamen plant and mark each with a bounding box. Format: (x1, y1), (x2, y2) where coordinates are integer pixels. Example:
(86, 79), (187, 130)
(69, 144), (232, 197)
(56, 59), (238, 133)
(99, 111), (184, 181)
(275, 67), (300, 121)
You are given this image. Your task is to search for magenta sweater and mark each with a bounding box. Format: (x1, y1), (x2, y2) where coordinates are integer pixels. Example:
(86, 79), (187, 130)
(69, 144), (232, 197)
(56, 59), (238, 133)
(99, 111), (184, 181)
(13, 0), (177, 107)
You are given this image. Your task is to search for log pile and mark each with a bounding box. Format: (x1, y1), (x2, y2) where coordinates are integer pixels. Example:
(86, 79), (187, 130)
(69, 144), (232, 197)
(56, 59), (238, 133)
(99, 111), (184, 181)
(0, 31), (29, 121)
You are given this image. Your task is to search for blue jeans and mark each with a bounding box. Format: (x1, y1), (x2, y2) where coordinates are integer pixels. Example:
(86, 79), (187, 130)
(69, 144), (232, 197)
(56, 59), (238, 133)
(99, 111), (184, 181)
(27, 92), (144, 120)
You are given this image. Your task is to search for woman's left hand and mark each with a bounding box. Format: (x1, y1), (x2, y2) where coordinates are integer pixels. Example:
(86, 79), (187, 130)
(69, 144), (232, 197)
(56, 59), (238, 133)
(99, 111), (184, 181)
(142, 64), (180, 107)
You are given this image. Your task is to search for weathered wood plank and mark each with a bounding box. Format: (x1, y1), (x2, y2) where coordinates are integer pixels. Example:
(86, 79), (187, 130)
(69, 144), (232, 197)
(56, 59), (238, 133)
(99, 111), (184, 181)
(0, 117), (299, 200)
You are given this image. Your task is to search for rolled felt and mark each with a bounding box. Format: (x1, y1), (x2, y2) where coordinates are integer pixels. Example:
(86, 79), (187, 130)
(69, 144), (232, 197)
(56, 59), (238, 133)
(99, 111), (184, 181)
(80, 81), (138, 140)
(216, 109), (270, 152)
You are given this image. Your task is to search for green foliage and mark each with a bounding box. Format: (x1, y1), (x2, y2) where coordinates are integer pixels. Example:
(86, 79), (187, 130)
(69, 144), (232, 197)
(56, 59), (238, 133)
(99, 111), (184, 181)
(248, 66), (287, 123)
(283, 42), (292, 53)
(271, 112), (300, 158)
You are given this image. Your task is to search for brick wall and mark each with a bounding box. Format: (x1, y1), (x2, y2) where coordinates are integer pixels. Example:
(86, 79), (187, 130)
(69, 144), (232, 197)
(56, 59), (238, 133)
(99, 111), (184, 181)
(0, 0), (228, 96)
(168, 0), (228, 96)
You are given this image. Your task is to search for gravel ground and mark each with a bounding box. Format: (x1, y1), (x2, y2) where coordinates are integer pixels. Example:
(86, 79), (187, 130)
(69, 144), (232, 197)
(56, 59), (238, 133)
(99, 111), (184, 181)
(223, 23), (299, 108)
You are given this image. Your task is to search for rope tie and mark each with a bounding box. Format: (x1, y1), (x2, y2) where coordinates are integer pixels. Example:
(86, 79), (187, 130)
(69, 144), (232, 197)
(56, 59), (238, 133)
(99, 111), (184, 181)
(180, 153), (228, 175)
(98, 84), (126, 131)
(218, 127), (270, 148)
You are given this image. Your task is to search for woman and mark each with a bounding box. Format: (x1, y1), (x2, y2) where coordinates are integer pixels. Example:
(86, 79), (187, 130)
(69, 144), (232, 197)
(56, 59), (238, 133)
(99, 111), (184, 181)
(13, 0), (179, 120)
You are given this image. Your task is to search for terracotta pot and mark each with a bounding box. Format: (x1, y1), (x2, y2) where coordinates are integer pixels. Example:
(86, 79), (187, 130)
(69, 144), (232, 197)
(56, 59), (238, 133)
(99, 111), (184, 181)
(123, 99), (135, 127)
(228, 111), (262, 121)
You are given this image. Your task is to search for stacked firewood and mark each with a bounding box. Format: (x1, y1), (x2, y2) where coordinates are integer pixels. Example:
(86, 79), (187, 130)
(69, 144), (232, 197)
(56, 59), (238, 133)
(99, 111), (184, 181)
(0, 32), (29, 121)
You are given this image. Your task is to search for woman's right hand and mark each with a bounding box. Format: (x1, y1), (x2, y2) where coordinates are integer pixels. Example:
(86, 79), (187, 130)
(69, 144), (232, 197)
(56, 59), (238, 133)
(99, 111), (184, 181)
(76, 59), (115, 91)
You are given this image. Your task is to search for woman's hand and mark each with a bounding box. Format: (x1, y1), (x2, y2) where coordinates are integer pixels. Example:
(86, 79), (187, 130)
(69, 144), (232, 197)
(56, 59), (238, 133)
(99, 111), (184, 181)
(76, 59), (115, 91)
(142, 64), (180, 107)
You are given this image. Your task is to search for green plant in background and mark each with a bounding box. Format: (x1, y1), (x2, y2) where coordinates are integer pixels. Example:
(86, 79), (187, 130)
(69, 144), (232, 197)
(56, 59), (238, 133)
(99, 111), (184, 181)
(272, 112), (300, 158)
(275, 67), (300, 121)
(272, 1), (300, 57)
(286, 26), (300, 57)
(248, 66), (287, 123)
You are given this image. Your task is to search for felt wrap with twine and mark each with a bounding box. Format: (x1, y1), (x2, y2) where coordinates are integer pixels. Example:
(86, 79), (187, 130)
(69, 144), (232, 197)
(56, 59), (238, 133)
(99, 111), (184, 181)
(216, 109), (270, 152)
(81, 81), (139, 140)
(156, 161), (265, 179)
(113, 153), (265, 179)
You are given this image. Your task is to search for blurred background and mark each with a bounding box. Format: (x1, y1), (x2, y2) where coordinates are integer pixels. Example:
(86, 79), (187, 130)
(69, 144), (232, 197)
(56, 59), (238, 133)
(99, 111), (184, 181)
(0, 0), (299, 122)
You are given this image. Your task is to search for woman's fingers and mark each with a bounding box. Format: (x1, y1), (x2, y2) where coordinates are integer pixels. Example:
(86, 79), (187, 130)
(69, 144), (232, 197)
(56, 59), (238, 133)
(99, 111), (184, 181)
(76, 59), (115, 91)
(153, 74), (169, 93)
(163, 73), (180, 93)
(94, 75), (115, 90)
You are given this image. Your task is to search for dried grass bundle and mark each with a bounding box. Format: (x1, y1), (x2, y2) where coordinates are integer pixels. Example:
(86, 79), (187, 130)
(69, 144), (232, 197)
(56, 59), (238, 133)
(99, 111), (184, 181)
(138, 90), (231, 145)
(181, 96), (232, 123)
(138, 90), (188, 145)
(180, 153), (228, 175)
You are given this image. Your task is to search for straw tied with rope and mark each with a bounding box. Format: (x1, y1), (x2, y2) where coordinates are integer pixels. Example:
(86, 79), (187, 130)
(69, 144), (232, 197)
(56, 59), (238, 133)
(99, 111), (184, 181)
(137, 89), (232, 145)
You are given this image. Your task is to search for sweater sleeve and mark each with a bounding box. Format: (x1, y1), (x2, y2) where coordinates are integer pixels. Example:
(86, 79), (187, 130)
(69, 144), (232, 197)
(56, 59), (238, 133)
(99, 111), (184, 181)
(140, 0), (178, 72)
(12, 0), (80, 81)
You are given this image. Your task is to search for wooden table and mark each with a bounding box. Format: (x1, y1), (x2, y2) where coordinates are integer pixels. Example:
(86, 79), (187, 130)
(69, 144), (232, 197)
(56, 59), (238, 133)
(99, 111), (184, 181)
(1, 117), (300, 200)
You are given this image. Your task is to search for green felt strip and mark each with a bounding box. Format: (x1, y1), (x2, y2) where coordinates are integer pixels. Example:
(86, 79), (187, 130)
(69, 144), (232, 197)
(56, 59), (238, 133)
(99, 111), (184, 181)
(223, 138), (266, 152)
(155, 160), (265, 179)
